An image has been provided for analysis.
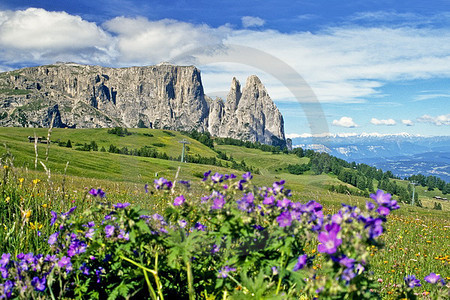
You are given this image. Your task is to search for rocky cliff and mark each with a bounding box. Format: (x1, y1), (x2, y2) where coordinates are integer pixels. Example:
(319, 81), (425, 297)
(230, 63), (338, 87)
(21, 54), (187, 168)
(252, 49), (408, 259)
(0, 63), (285, 146)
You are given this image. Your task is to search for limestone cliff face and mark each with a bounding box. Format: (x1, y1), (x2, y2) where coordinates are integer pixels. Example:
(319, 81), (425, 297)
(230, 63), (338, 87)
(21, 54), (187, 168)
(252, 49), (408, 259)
(0, 63), (285, 146)
(208, 76), (285, 146)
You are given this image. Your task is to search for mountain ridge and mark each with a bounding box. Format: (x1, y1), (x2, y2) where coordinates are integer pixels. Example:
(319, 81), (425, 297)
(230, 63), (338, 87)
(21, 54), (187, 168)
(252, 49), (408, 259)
(0, 62), (286, 147)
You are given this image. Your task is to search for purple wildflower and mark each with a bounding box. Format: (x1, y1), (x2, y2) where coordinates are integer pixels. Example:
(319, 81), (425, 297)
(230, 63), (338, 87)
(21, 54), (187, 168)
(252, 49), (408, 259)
(218, 266), (236, 278)
(341, 268), (356, 283)
(194, 222), (206, 231)
(118, 230), (129, 240)
(178, 180), (191, 189)
(338, 256), (355, 268)
(404, 275), (421, 288)
(48, 232), (59, 245)
(0, 253), (10, 267)
(211, 244), (220, 254)
(144, 183), (149, 193)
(31, 276), (46, 292)
(61, 206), (77, 220)
(424, 273), (445, 285)
(272, 180), (285, 194)
(79, 263), (90, 275)
(242, 172), (253, 181)
(173, 195), (186, 206)
(370, 190), (400, 211)
(277, 211), (292, 227)
(105, 225), (115, 238)
(0, 267), (7, 279)
(377, 206), (391, 216)
(366, 201), (375, 211)
(236, 193), (255, 212)
(178, 220), (187, 228)
(50, 211), (57, 226)
(317, 224), (342, 254)
(293, 254), (308, 271)
(211, 172), (223, 183)
(263, 195), (275, 206)
(277, 198), (291, 209)
(58, 256), (71, 268)
(154, 178), (173, 190)
(89, 188), (106, 198)
(67, 240), (87, 257)
(202, 170), (212, 181)
(114, 202), (130, 209)
(331, 212), (343, 224)
(211, 194), (225, 209)
(272, 266), (278, 275)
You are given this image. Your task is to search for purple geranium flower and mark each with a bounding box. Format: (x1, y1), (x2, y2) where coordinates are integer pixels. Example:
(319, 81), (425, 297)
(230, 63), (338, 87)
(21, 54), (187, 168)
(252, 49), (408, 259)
(202, 170), (212, 181)
(366, 201), (375, 211)
(218, 266), (236, 278)
(293, 254), (307, 271)
(154, 178), (173, 190)
(194, 222), (206, 231)
(173, 195), (186, 206)
(277, 211), (292, 227)
(211, 194), (225, 209)
(277, 198), (291, 209)
(0, 266), (8, 279)
(48, 232), (59, 245)
(105, 225), (115, 238)
(89, 188), (106, 198)
(50, 211), (57, 226)
(58, 256), (71, 268)
(0, 253), (10, 267)
(404, 275), (421, 288)
(263, 195), (275, 206)
(114, 202), (130, 209)
(424, 273), (445, 285)
(31, 276), (46, 292)
(338, 256), (355, 268)
(376, 206), (391, 216)
(211, 172), (223, 183)
(144, 183), (149, 193)
(242, 172), (253, 181)
(317, 224), (342, 254)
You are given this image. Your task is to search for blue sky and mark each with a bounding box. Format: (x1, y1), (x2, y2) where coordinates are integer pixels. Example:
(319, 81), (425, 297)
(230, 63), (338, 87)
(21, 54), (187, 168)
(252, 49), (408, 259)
(0, 1), (449, 136)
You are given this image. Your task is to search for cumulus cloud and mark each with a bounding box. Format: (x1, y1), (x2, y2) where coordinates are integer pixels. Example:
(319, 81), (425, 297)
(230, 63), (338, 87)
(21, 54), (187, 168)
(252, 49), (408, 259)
(402, 119), (414, 126)
(102, 16), (230, 65)
(1, 8), (450, 106)
(0, 8), (114, 65)
(332, 117), (358, 128)
(370, 118), (396, 125)
(417, 114), (450, 126)
(241, 16), (265, 28)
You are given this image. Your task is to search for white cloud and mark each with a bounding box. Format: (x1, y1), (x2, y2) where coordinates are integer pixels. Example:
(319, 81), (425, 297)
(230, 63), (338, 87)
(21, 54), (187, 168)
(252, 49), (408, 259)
(241, 16), (265, 28)
(102, 17), (230, 66)
(370, 118), (396, 125)
(0, 8), (114, 65)
(417, 114), (450, 126)
(332, 117), (358, 128)
(414, 93), (450, 101)
(1, 8), (450, 106)
(402, 119), (414, 126)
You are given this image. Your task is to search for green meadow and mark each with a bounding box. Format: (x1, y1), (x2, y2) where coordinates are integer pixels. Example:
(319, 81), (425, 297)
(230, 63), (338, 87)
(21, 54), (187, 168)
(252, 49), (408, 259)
(0, 127), (448, 298)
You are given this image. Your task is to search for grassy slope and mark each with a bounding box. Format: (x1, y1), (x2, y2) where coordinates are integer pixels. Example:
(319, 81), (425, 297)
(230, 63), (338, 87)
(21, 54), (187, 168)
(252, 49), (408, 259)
(0, 127), (448, 296)
(0, 127), (448, 210)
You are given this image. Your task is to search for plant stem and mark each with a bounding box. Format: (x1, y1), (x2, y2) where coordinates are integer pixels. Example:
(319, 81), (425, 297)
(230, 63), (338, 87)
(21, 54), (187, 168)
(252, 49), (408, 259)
(186, 260), (195, 300)
(143, 269), (158, 300)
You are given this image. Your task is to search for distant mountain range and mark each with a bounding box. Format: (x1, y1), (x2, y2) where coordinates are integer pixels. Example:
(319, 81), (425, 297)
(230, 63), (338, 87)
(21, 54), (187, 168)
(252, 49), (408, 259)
(290, 134), (450, 181)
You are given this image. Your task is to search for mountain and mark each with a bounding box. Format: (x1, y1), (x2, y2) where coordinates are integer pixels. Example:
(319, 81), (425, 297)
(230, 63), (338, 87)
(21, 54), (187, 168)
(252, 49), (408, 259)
(290, 134), (450, 181)
(0, 62), (285, 146)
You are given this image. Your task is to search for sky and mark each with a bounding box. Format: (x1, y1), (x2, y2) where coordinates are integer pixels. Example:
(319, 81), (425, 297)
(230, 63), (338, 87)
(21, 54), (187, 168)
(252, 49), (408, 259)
(0, 1), (449, 137)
